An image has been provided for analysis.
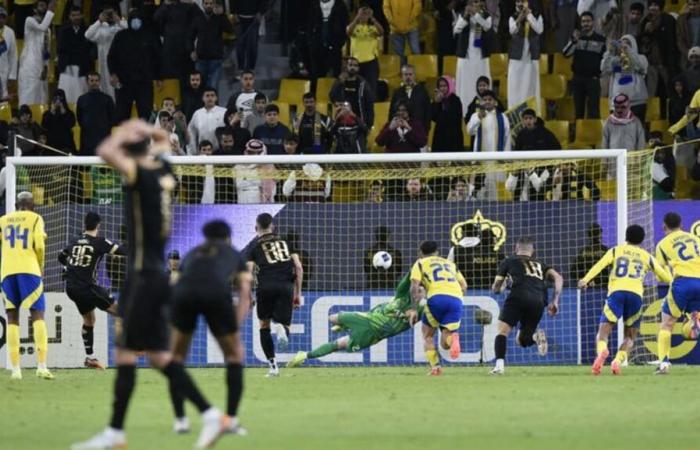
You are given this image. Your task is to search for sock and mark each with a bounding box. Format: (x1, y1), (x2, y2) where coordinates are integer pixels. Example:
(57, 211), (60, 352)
(226, 363), (244, 417)
(110, 365), (136, 430)
(282, 325), (290, 339)
(161, 361), (211, 414)
(596, 340), (608, 355)
(614, 350), (627, 363)
(8, 324), (20, 369)
(82, 325), (94, 356)
(658, 329), (672, 362)
(308, 341), (338, 359)
(33, 320), (48, 367)
(169, 376), (186, 419)
(259, 328), (275, 360)
(425, 349), (440, 368)
(495, 334), (507, 360)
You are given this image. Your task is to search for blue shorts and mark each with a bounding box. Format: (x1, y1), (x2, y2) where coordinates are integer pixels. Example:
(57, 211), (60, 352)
(2, 274), (46, 311)
(422, 294), (462, 331)
(600, 290), (642, 328)
(662, 277), (700, 318)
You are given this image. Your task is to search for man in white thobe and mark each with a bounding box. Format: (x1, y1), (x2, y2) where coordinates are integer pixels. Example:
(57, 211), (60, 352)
(0, 8), (18, 101)
(187, 87), (227, 154)
(85, 6), (126, 100)
(18, 0), (54, 105)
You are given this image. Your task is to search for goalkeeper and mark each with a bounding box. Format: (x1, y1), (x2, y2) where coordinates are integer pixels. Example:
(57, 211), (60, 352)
(287, 273), (425, 367)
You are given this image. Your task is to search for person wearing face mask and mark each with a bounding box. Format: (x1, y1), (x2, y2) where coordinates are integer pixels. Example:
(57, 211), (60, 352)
(85, 6), (127, 100)
(188, 0), (233, 91)
(18, 0), (56, 106)
(0, 7), (18, 102)
(107, 9), (162, 121)
(57, 6), (93, 104)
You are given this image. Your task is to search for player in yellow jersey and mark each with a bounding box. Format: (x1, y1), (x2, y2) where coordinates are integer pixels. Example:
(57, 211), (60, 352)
(578, 225), (671, 376)
(406, 241), (467, 376)
(654, 212), (700, 374)
(0, 192), (53, 380)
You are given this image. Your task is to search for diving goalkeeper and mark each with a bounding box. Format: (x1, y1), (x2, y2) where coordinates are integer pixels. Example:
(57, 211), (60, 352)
(287, 273), (425, 367)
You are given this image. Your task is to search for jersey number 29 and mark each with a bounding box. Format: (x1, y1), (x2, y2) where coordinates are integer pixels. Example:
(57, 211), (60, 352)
(3, 225), (29, 249)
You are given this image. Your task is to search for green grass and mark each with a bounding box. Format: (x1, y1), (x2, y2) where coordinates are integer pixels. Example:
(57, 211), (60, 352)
(1, 366), (698, 450)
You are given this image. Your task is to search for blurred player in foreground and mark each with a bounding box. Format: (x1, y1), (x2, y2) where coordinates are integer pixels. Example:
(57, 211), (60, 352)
(578, 225), (671, 375)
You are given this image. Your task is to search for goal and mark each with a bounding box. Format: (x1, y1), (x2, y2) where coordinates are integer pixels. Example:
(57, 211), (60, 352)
(2, 148), (658, 368)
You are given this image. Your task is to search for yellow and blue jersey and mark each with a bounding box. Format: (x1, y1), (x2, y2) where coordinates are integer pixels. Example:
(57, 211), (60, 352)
(582, 244), (671, 297)
(655, 230), (700, 279)
(410, 256), (466, 299)
(0, 210), (46, 279)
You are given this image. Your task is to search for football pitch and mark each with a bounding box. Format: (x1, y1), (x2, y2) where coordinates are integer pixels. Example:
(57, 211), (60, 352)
(2, 366), (698, 450)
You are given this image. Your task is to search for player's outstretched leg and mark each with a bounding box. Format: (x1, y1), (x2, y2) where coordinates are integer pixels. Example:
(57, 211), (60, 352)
(288, 337), (347, 368)
(491, 321), (511, 375)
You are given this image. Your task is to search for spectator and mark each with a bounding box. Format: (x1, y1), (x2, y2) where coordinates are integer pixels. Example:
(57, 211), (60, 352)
(253, 104), (291, 155)
(85, 5), (127, 100)
(294, 92), (333, 154)
(308, 0), (349, 80)
(430, 75), (464, 152)
(677, 0), (700, 66)
(454, 0), (493, 114)
(13, 104), (45, 156)
(0, 7), (18, 102)
(601, 3), (643, 40)
(668, 76), (692, 132)
(282, 162), (331, 202)
(389, 64), (431, 133)
(434, 0), (457, 73)
(398, 177), (432, 201)
(547, 162), (601, 200)
(649, 131), (675, 199)
(57, 6), (92, 104)
(232, 0), (267, 73)
(549, 0), (577, 52)
(108, 9), (162, 121)
(679, 47), (700, 95)
(467, 90), (510, 152)
(383, 0), (421, 65)
(569, 223), (609, 287)
(235, 138), (276, 203)
(188, 139), (217, 204)
(181, 70), (205, 121)
(375, 100), (427, 153)
(465, 76), (503, 120)
(513, 108), (561, 150)
(157, 111), (184, 155)
(288, 29), (312, 79)
(188, 0), (232, 90)
(331, 103), (367, 153)
(365, 179), (384, 202)
(347, 4), (383, 96)
(214, 127), (237, 155)
(577, 0), (613, 32)
(602, 93), (646, 155)
(154, 0), (199, 84)
(226, 70), (260, 119)
(639, 0), (679, 101)
(187, 87), (227, 154)
(507, 0), (543, 109)
(329, 57), (375, 132)
(563, 12), (606, 119)
(152, 98), (186, 145)
(283, 133), (299, 155)
(601, 34), (649, 121)
(219, 108), (252, 154)
(446, 177), (469, 201)
(363, 226), (403, 289)
(41, 89), (76, 153)
(13, 0), (36, 40)
(243, 93), (267, 134)
(76, 72), (115, 156)
(18, 0), (55, 106)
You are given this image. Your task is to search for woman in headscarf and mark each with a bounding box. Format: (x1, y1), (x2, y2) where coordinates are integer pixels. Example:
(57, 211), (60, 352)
(41, 88), (76, 153)
(601, 33), (649, 121)
(506, 0), (543, 110)
(430, 75), (464, 152)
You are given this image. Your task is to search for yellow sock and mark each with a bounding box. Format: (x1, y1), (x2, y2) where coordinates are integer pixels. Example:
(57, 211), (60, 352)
(8, 324), (20, 368)
(596, 340), (608, 355)
(614, 350), (627, 363)
(426, 349), (440, 368)
(658, 329), (672, 362)
(33, 320), (48, 365)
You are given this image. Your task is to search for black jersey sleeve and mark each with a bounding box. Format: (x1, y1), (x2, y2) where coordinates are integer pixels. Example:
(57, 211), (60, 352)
(496, 258), (512, 278)
(58, 242), (72, 266)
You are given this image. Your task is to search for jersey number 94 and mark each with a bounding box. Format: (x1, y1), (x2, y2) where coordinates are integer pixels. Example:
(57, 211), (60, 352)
(3, 225), (29, 249)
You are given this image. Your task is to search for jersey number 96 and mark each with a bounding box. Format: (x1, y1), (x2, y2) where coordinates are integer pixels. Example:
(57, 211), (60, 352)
(3, 225), (29, 249)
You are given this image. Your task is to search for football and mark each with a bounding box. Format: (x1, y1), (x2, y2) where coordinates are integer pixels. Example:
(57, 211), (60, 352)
(372, 251), (393, 270)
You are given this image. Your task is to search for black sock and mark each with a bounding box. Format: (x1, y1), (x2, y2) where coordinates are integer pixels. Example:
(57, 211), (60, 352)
(110, 365), (136, 430)
(82, 325), (94, 356)
(161, 361), (210, 414)
(495, 335), (507, 360)
(283, 325), (290, 339)
(226, 363), (244, 417)
(168, 375), (186, 419)
(260, 328), (275, 360)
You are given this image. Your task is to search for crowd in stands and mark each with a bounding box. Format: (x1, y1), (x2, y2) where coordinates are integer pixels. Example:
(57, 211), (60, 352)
(0, 0), (699, 202)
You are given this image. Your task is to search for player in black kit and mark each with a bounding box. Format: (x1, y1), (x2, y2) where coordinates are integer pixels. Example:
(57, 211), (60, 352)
(58, 211), (125, 369)
(73, 120), (225, 450)
(169, 220), (252, 436)
(246, 213), (303, 377)
(490, 236), (563, 375)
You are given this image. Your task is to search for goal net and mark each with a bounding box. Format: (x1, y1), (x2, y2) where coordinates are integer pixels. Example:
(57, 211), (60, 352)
(3, 147), (659, 368)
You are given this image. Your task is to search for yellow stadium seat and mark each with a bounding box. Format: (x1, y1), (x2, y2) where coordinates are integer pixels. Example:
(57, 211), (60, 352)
(0, 102), (12, 122)
(407, 54), (438, 82)
(277, 79), (310, 106)
(599, 97), (610, 118)
(463, 129), (471, 149)
(73, 126), (80, 151)
(540, 74), (567, 100)
(315, 77), (336, 104)
(490, 53), (508, 79)
(367, 126), (383, 153)
(572, 119), (603, 148)
(130, 103), (138, 118)
(554, 98), (576, 122)
(272, 102), (291, 127)
(539, 54), (549, 75)
(379, 54), (401, 79)
(650, 119), (669, 133)
(67, 102), (76, 114)
(28, 104), (48, 121)
(646, 96), (662, 122)
(552, 53), (573, 80)
(442, 55), (457, 77)
(545, 120), (570, 147)
(316, 102), (328, 116)
(154, 79), (181, 108)
(373, 102), (391, 127)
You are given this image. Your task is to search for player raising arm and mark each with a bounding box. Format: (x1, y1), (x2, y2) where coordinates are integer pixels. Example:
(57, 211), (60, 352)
(490, 236), (562, 375)
(0, 192), (52, 380)
(654, 212), (700, 375)
(58, 212), (125, 369)
(578, 225), (671, 375)
(287, 273), (426, 367)
(406, 240), (467, 376)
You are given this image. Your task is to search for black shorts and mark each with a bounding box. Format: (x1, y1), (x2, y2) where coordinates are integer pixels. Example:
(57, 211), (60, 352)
(256, 283), (294, 325)
(117, 271), (171, 352)
(171, 285), (238, 337)
(66, 284), (114, 316)
(499, 296), (545, 336)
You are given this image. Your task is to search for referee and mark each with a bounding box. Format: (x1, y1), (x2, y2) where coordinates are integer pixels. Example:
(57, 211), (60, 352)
(246, 213), (303, 377)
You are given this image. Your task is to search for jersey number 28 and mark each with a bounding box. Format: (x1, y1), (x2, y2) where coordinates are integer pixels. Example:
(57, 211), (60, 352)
(3, 225), (29, 249)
